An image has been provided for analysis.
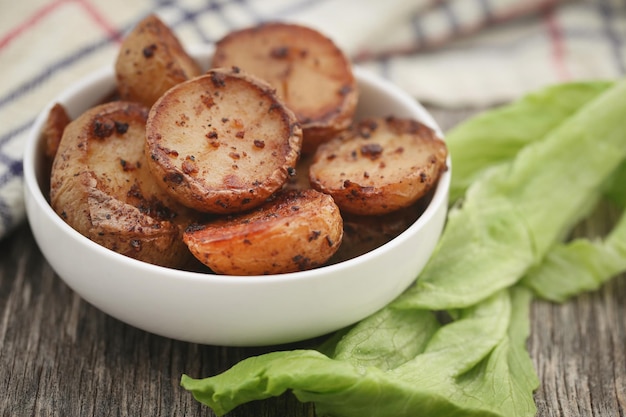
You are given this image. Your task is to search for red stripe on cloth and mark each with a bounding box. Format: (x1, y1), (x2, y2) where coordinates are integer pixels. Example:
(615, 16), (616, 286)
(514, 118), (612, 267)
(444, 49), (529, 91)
(543, 5), (571, 81)
(76, 0), (123, 44)
(0, 0), (70, 50)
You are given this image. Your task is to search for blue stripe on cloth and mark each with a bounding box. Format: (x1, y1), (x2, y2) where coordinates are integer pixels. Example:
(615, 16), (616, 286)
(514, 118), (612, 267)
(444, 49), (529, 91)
(440, 0), (460, 36)
(0, 38), (115, 111)
(0, 118), (32, 149)
(410, 9), (428, 48)
(0, 0), (310, 114)
(0, 196), (18, 236)
(0, 159), (23, 188)
(0, 155), (23, 234)
(597, 0), (626, 74)
(477, 0), (494, 21)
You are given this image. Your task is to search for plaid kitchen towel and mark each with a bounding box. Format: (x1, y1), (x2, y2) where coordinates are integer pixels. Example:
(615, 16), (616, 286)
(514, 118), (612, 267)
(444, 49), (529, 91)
(0, 0), (625, 240)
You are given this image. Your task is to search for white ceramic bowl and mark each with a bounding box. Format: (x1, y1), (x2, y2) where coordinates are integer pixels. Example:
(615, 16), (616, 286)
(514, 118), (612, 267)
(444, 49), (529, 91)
(23, 46), (450, 346)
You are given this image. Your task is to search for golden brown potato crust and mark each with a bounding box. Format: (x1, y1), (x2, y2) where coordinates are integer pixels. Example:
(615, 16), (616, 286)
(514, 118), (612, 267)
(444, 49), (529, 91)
(183, 189), (343, 275)
(145, 68), (303, 214)
(212, 22), (358, 153)
(115, 14), (201, 107)
(50, 101), (193, 268)
(309, 117), (448, 215)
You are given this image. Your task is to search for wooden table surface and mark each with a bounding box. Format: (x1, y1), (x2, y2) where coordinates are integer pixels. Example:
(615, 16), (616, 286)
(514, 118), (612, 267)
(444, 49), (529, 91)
(1, 107), (624, 417)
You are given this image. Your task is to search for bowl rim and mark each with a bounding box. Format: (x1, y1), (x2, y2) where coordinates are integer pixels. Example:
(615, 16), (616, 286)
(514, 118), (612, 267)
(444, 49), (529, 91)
(23, 45), (450, 287)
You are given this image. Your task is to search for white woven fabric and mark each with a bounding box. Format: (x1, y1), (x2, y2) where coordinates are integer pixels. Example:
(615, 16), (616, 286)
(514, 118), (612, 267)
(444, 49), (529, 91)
(1, 0), (624, 239)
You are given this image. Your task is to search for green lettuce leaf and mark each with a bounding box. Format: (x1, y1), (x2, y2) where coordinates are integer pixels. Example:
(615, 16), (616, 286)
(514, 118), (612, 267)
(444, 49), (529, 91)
(330, 307), (440, 371)
(603, 160), (626, 209)
(447, 81), (612, 203)
(181, 289), (537, 417)
(395, 78), (626, 310)
(521, 153), (626, 302)
(522, 177), (626, 302)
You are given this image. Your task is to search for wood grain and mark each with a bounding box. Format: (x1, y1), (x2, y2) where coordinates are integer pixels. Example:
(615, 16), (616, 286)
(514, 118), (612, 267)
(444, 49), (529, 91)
(1, 107), (624, 417)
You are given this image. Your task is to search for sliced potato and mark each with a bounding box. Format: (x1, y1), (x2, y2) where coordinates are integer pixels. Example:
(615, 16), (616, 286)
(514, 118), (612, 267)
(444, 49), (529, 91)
(309, 117), (448, 215)
(145, 67), (303, 214)
(212, 22), (358, 153)
(183, 189), (343, 275)
(115, 14), (201, 107)
(42, 102), (71, 159)
(50, 101), (194, 268)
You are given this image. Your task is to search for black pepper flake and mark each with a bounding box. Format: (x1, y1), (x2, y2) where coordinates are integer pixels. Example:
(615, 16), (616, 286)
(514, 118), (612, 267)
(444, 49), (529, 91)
(120, 159), (137, 172)
(308, 230), (321, 241)
(186, 223), (207, 233)
(360, 143), (383, 160)
(357, 120), (378, 138)
(270, 46), (289, 59)
(142, 44), (157, 58)
(231, 66), (241, 73)
(338, 85), (352, 96)
(287, 167), (296, 177)
(93, 119), (115, 139)
(114, 121), (129, 134)
(253, 139), (265, 148)
(325, 236), (334, 246)
(210, 72), (226, 88)
(419, 172), (428, 183)
(268, 103), (281, 113)
(292, 254), (313, 271)
(127, 183), (143, 200)
(130, 239), (142, 251)
(164, 172), (184, 184)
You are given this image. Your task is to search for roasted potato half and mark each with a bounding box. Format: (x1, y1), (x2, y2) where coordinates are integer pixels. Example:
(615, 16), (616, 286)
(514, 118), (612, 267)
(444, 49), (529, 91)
(115, 14), (201, 107)
(50, 101), (194, 268)
(309, 117), (448, 215)
(183, 189), (343, 275)
(212, 22), (358, 153)
(145, 68), (303, 214)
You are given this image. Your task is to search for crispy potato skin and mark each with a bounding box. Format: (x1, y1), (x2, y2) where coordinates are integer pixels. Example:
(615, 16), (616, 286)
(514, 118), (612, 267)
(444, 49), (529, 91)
(183, 189), (343, 275)
(145, 68), (303, 214)
(309, 117), (448, 215)
(115, 14), (201, 107)
(212, 22), (358, 153)
(42, 102), (71, 160)
(50, 101), (194, 268)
